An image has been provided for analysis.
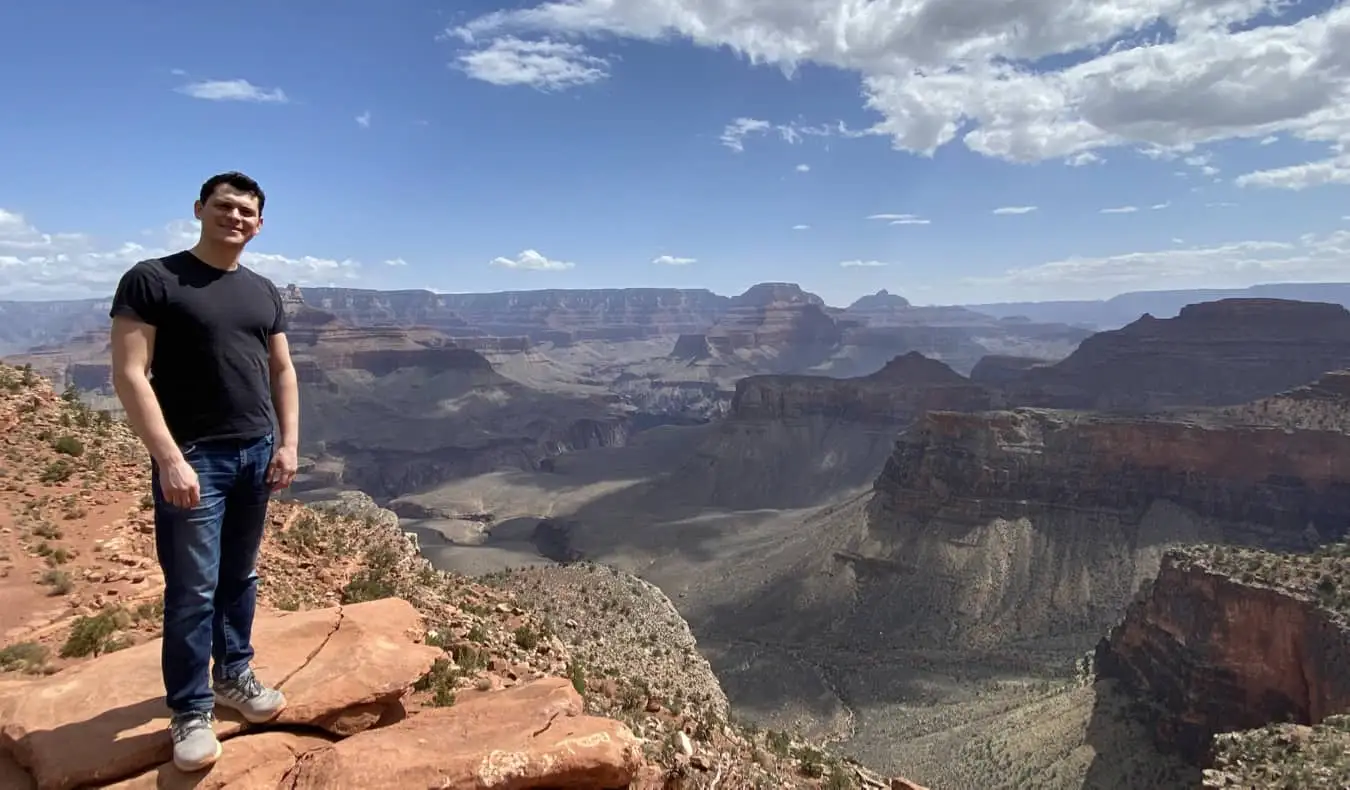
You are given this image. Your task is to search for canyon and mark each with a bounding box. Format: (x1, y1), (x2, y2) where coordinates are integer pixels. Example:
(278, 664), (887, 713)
(8, 281), (1350, 787)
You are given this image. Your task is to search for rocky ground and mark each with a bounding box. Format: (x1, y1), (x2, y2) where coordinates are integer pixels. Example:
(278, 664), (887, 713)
(1204, 715), (1350, 789)
(0, 362), (917, 789)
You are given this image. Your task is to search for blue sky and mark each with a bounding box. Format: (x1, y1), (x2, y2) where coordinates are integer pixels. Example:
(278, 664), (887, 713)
(1, 0), (1348, 306)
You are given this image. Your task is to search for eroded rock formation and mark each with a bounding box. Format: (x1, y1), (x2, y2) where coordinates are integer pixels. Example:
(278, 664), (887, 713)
(820, 371), (1350, 650)
(1095, 547), (1350, 764)
(731, 352), (995, 422)
(1004, 298), (1350, 411)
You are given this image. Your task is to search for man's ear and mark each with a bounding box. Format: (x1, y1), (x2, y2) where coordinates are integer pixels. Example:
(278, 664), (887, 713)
(193, 200), (204, 220)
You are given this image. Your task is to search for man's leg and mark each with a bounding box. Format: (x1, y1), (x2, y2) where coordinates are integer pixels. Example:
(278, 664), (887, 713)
(153, 444), (236, 772)
(211, 433), (286, 723)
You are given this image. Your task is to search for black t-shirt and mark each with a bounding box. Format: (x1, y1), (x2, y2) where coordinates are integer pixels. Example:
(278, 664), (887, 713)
(109, 251), (287, 445)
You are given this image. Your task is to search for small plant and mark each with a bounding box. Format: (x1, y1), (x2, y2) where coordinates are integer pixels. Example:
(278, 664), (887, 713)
(567, 658), (587, 695)
(41, 569), (73, 595)
(40, 459), (75, 484)
(60, 610), (123, 658)
(413, 658), (460, 707)
(52, 435), (84, 457)
(0, 641), (47, 673)
(513, 624), (539, 651)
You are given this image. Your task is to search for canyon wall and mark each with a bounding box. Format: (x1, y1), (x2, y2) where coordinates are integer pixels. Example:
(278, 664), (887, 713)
(819, 372), (1350, 651)
(1005, 299), (1350, 411)
(1095, 547), (1350, 762)
(731, 352), (996, 422)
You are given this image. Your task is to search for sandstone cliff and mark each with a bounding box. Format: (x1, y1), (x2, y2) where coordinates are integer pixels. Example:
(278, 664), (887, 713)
(1005, 298), (1350, 411)
(1095, 545), (1350, 765)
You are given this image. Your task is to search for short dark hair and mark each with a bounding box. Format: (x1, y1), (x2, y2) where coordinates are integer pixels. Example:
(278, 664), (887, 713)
(199, 171), (265, 213)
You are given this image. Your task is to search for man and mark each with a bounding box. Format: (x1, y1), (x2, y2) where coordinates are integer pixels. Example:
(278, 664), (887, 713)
(110, 172), (300, 772)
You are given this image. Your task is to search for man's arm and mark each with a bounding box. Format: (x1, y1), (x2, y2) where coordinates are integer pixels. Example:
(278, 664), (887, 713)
(268, 332), (299, 450)
(110, 316), (182, 465)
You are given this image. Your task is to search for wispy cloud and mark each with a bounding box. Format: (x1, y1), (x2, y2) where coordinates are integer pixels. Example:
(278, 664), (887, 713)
(652, 255), (696, 266)
(457, 37), (609, 91)
(839, 259), (888, 268)
(383, 258), (406, 266)
(175, 78), (288, 103)
(356, 111), (371, 128)
(795, 164), (810, 173)
(792, 224), (810, 231)
(867, 213), (930, 225)
(992, 206), (1037, 215)
(489, 249), (575, 270)
(1100, 205), (1139, 214)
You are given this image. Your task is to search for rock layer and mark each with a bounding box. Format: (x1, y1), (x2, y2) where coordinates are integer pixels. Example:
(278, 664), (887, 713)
(0, 598), (441, 790)
(1094, 550), (1350, 763)
(731, 352), (995, 422)
(284, 677), (644, 790)
(1005, 298), (1350, 410)
(820, 373), (1350, 650)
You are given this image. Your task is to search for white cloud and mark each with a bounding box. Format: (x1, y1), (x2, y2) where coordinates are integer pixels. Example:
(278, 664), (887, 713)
(455, 36), (609, 90)
(967, 229), (1350, 300)
(868, 212), (930, 225)
(0, 210), (357, 298)
(719, 118), (771, 152)
(1236, 154), (1350, 190)
(1100, 205), (1139, 214)
(356, 111), (371, 128)
(839, 259), (888, 268)
(383, 258), (407, 266)
(792, 224), (810, 230)
(652, 255), (696, 265)
(448, 1), (1350, 189)
(795, 163), (810, 172)
(992, 206), (1037, 215)
(1151, 202), (1171, 210)
(175, 78), (288, 103)
(489, 249), (575, 270)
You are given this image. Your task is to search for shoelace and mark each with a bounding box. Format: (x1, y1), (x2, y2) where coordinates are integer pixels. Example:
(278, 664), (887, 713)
(170, 712), (212, 741)
(232, 669), (264, 698)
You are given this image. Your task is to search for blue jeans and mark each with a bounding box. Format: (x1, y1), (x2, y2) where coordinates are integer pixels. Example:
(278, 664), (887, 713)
(152, 433), (274, 715)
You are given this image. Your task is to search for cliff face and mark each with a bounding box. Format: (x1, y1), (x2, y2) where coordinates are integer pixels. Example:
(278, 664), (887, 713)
(706, 285), (841, 355)
(1006, 299), (1350, 410)
(1095, 548), (1350, 763)
(281, 307), (630, 496)
(731, 352), (995, 422)
(828, 376), (1350, 651)
(301, 285), (730, 340)
(875, 408), (1350, 542)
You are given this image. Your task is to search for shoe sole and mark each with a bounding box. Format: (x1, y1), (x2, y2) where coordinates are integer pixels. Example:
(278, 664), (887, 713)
(173, 739), (222, 773)
(214, 695), (288, 725)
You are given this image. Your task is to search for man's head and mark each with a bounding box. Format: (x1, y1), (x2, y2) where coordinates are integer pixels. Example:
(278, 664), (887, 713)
(194, 172), (265, 248)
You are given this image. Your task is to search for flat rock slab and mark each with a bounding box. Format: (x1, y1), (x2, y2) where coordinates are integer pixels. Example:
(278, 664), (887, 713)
(0, 597), (441, 790)
(106, 732), (334, 790)
(286, 677), (645, 790)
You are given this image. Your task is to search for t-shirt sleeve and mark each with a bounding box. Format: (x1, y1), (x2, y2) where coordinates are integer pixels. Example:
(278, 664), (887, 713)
(109, 263), (166, 325)
(268, 281), (288, 335)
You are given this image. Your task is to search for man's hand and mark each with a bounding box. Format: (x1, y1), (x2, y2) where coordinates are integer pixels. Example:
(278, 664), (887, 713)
(267, 445), (298, 491)
(160, 458), (201, 508)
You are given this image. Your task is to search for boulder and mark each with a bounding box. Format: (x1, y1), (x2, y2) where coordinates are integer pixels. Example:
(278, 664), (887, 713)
(0, 598), (441, 790)
(285, 677), (645, 789)
(106, 732), (334, 790)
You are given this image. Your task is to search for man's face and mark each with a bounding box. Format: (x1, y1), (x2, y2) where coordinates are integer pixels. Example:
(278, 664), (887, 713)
(194, 184), (263, 246)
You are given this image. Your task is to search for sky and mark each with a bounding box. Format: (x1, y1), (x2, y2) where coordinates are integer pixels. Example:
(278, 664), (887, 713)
(1, 0), (1348, 307)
